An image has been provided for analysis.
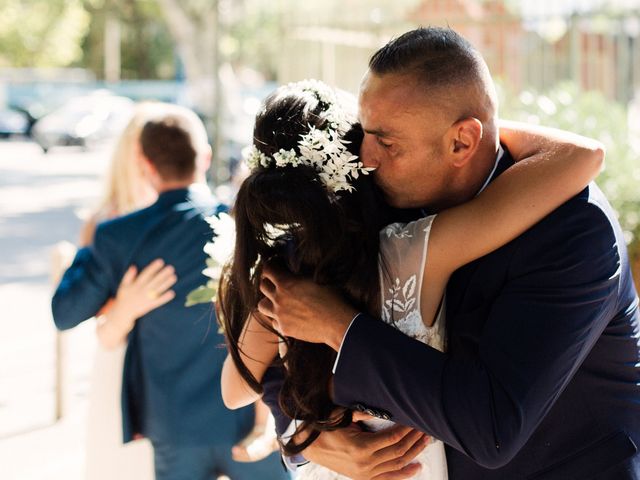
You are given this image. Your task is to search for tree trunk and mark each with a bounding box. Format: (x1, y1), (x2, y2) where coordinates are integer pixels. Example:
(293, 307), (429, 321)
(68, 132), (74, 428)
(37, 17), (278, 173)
(156, 0), (216, 115)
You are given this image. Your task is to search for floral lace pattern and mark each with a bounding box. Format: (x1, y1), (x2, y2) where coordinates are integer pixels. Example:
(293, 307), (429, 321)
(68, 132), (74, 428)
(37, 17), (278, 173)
(296, 214), (448, 480)
(382, 222), (414, 239)
(379, 215), (445, 350)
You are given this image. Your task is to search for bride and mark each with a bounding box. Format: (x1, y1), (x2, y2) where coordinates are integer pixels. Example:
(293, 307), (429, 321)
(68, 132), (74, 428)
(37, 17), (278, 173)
(215, 80), (604, 479)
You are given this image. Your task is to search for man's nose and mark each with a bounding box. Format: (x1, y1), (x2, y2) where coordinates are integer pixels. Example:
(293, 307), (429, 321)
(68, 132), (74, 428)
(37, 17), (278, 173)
(360, 135), (380, 169)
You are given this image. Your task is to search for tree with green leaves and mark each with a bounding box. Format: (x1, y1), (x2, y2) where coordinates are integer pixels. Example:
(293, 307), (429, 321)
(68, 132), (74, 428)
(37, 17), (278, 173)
(79, 0), (176, 80)
(0, 0), (90, 68)
(499, 81), (640, 287)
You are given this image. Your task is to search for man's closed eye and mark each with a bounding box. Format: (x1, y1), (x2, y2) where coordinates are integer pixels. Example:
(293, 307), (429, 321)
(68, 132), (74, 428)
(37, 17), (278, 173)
(377, 137), (393, 149)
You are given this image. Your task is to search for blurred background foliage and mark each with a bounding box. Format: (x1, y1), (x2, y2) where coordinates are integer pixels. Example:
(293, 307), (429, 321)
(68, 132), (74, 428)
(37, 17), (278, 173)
(80, 0), (176, 79)
(0, 0), (638, 284)
(0, 0), (90, 68)
(499, 81), (640, 268)
(0, 0), (288, 80)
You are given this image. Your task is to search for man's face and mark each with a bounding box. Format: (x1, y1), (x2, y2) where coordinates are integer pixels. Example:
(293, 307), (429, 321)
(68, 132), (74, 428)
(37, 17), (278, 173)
(358, 71), (454, 209)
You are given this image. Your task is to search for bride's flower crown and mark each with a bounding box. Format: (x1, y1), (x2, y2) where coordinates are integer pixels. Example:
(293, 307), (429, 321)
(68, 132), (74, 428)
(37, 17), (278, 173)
(244, 79), (374, 193)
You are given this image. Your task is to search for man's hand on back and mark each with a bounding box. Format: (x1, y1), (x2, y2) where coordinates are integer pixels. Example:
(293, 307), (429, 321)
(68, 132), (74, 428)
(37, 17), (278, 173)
(300, 422), (429, 480)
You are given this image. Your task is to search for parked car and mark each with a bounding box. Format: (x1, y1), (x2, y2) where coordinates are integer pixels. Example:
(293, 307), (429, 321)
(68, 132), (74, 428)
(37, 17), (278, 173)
(31, 91), (134, 153)
(0, 108), (30, 137)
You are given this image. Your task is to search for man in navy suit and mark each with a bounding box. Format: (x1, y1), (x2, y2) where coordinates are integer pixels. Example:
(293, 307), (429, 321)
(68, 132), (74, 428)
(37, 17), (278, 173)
(258, 28), (640, 479)
(52, 106), (286, 480)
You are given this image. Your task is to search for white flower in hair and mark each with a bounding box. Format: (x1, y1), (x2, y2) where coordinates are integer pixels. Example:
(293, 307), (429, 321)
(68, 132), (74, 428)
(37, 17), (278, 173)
(325, 104), (352, 133)
(273, 148), (299, 167)
(292, 79), (336, 106)
(244, 145), (269, 170)
(246, 79), (373, 194)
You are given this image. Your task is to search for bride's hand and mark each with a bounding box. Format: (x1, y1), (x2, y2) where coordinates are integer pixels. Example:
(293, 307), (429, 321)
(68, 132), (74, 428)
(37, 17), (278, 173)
(112, 259), (177, 320)
(231, 425), (278, 462)
(96, 259), (177, 349)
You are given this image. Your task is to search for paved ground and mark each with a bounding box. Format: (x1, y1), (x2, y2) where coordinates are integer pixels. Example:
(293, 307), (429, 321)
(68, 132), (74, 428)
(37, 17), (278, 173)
(0, 139), (110, 479)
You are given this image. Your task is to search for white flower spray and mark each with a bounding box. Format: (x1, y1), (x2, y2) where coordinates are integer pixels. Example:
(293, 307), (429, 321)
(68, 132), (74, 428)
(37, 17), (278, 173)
(185, 212), (236, 306)
(243, 79), (374, 195)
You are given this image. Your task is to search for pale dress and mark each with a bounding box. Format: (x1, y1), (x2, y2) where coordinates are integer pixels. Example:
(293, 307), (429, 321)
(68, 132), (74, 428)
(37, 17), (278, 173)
(84, 344), (154, 480)
(297, 215), (448, 480)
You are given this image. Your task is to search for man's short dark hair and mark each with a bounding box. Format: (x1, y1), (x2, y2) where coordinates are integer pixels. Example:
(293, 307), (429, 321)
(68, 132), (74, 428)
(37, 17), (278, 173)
(369, 27), (484, 89)
(140, 114), (199, 181)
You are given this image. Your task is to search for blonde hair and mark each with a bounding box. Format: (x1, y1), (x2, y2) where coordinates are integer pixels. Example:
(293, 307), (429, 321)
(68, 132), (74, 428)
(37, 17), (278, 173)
(97, 102), (166, 217)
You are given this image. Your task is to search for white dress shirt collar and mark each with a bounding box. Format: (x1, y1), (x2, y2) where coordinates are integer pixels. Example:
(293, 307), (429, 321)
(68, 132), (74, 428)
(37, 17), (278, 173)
(476, 145), (505, 196)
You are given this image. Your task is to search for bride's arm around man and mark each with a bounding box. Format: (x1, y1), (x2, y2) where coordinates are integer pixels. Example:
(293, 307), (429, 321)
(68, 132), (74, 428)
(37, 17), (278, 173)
(259, 27), (640, 480)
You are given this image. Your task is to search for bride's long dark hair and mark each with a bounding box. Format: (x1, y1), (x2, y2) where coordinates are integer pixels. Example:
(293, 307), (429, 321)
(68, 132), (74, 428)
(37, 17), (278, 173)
(218, 83), (391, 454)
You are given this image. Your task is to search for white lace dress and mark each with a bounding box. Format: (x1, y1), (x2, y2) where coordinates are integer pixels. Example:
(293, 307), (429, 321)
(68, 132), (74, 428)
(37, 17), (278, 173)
(298, 215), (448, 480)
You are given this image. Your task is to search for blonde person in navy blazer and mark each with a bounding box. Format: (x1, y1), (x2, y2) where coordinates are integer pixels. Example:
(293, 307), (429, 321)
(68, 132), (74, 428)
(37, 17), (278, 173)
(52, 105), (286, 480)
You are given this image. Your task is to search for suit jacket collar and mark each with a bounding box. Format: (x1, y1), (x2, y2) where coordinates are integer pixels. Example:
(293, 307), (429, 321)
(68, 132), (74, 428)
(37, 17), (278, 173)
(445, 145), (516, 319)
(490, 144), (514, 185)
(155, 183), (213, 207)
(475, 144), (513, 196)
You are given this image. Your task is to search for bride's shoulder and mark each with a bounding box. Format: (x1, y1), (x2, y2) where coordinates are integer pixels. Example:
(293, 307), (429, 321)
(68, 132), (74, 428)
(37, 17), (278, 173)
(379, 214), (437, 241)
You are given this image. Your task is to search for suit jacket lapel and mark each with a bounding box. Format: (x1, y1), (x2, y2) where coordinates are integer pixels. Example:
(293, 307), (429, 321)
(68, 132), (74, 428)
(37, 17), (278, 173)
(446, 146), (515, 325)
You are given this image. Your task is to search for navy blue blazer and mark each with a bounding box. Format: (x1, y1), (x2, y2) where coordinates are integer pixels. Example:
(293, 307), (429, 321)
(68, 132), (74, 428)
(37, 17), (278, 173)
(330, 151), (640, 478)
(52, 186), (254, 447)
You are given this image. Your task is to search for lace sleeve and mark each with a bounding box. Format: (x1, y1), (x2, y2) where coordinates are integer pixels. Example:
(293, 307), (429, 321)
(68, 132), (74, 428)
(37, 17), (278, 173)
(378, 215), (438, 340)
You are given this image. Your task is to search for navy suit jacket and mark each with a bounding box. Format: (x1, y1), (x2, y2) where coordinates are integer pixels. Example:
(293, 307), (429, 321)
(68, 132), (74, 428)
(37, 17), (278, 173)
(264, 150), (640, 478)
(331, 151), (640, 478)
(52, 186), (254, 447)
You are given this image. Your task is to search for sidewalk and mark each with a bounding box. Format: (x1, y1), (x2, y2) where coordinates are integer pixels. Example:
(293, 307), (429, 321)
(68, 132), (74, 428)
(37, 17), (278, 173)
(1, 409), (86, 480)
(0, 294), (97, 480)
(0, 298), (98, 480)
(0, 140), (107, 480)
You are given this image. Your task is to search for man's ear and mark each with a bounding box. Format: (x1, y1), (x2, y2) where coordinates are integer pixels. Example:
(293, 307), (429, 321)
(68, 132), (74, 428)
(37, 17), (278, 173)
(199, 146), (212, 172)
(139, 153), (164, 186)
(140, 153), (156, 177)
(448, 117), (483, 167)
